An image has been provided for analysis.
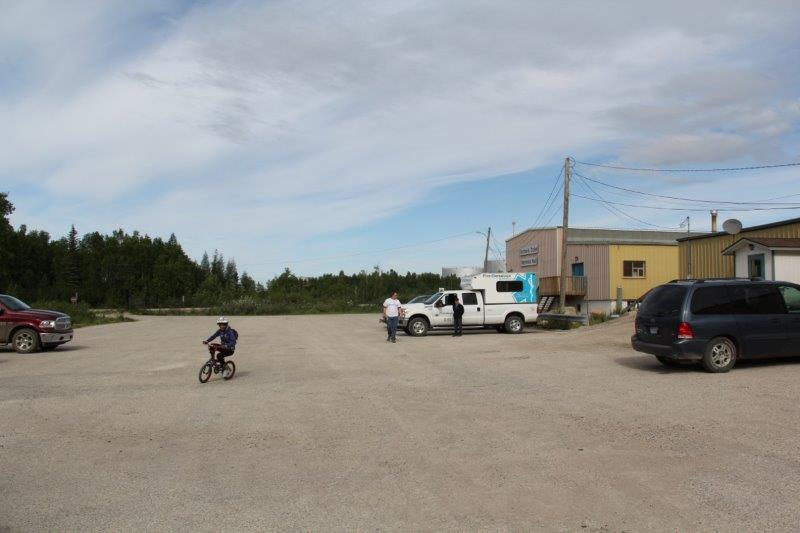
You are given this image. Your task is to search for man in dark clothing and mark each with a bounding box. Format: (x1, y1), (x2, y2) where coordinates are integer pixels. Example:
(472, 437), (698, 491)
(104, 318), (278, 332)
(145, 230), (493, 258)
(452, 295), (465, 336)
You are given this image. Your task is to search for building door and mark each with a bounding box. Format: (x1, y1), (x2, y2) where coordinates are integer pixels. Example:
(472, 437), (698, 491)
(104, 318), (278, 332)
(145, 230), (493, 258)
(571, 262), (584, 276)
(748, 254), (765, 278)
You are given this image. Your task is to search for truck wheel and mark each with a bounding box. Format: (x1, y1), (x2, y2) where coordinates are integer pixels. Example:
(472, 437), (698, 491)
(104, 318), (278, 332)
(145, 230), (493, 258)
(12, 328), (40, 354)
(407, 317), (429, 337)
(702, 337), (737, 373)
(504, 315), (524, 334)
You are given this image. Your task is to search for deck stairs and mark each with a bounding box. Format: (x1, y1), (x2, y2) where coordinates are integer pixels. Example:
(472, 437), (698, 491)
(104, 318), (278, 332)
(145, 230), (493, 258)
(537, 296), (555, 313)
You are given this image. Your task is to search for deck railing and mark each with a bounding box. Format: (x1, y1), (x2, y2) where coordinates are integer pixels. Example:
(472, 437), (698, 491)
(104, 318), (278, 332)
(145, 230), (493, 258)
(538, 276), (588, 296)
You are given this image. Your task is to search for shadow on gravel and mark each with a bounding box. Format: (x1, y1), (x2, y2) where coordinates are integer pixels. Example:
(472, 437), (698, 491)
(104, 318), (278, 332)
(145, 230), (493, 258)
(735, 356), (800, 370)
(0, 345), (82, 356)
(617, 354), (800, 373)
(614, 355), (697, 374)
(401, 330), (538, 337)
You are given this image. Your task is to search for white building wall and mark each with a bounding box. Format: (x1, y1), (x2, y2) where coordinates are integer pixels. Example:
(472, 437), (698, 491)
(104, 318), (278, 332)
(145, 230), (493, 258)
(733, 243), (773, 279)
(774, 252), (800, 284)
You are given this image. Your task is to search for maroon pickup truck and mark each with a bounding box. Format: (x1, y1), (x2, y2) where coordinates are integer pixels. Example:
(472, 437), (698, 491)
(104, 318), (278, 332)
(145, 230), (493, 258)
(0, 294), (74, 353)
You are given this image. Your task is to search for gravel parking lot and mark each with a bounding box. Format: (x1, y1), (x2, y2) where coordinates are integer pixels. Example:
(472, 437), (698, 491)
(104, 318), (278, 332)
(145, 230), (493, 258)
(2, 314), (800, 531)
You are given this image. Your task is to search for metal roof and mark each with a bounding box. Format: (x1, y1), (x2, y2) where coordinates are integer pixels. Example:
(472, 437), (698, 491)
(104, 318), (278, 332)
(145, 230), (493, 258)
(721, 237), (800, 255)
(507, 226), (687, 245)
(677, 216), (800, 242)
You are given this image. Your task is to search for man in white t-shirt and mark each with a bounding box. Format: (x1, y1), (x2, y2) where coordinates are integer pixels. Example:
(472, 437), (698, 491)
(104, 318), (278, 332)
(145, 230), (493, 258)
(383, 291), (403, 343)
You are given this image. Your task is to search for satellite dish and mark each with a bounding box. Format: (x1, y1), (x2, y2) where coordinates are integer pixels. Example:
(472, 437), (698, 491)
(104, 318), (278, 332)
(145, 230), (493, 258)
(723, 218), (742, 235)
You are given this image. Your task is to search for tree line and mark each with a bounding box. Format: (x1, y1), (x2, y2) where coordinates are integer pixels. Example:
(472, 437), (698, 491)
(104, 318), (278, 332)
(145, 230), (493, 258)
(0, 193), (458, 311)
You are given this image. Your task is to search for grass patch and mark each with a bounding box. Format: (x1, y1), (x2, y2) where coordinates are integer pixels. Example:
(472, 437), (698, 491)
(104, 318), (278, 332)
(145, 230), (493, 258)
(589, 312), (610, 325)
(538, 317), (581, 330)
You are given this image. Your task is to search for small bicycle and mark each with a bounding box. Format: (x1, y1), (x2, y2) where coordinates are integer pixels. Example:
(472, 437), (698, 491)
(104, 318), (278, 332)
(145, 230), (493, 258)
(198, 343), (236, 383)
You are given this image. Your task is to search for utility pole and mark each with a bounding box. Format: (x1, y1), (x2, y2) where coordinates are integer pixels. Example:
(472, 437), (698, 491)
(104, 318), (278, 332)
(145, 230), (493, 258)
(687, 217), (692, 279)
(483, 226), (491, 271)
(681, 216), (692, 278)
(559, 157), (571, 312)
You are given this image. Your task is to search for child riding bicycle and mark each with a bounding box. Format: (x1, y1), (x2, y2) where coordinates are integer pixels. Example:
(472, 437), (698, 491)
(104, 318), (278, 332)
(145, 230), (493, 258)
(203, 317), (237, 368)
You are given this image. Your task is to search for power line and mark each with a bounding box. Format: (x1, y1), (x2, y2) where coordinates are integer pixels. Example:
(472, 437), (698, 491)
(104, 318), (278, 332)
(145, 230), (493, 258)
(570, 194), (800, 212)
(573, 175), (679, 229)
(572, 171), (800, 206)
(489, 234), (506, 262)
(240, 231), (480, 266)
(543, 202), (562, 226)
(573, 160), (800, 173)
(536, 181), (564, 228)
(532, 167), (563, 228)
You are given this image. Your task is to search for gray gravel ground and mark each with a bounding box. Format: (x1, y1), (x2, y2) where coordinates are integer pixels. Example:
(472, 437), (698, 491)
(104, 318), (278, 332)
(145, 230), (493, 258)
(2, 314), (800, 532)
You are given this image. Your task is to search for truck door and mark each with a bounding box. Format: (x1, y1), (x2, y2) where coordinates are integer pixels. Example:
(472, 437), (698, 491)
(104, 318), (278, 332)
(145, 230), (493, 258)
(0, 306), (10, 342)
(432, 293), (456, 327)
(461, 292), (483, 325)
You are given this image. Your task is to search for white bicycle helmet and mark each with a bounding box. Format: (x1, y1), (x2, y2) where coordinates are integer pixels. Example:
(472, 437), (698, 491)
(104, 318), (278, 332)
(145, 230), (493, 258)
(216, 316), (229, 325)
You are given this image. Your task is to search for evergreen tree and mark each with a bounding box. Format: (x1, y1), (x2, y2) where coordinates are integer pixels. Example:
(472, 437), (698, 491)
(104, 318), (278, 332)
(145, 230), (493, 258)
(0, 193), (459, 310)
(64, 225), (80, 297)
(224, 259), (239, 288)
(240, 271), (256, 294)
(200, 252), (211, 276)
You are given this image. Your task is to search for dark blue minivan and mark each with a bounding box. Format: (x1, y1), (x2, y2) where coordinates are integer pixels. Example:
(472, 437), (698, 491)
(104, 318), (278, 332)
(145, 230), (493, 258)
(631, 279), (800, 372)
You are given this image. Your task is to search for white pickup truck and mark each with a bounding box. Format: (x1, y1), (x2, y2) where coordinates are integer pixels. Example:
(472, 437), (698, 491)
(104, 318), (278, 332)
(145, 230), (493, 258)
(399, 272), (538, 336)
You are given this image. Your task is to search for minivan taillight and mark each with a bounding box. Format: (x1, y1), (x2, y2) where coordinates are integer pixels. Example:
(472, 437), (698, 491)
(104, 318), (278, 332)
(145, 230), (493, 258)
(677, 322), (694, 340)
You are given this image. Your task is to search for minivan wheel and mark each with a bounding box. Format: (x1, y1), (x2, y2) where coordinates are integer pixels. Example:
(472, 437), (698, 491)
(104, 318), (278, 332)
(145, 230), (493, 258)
(702, 337), (737, 373)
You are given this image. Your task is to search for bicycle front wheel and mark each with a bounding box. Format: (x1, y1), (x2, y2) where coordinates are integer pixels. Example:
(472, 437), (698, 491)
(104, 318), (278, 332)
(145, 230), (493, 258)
(222, 361), (236, 380)
(199, 361), (213, 383)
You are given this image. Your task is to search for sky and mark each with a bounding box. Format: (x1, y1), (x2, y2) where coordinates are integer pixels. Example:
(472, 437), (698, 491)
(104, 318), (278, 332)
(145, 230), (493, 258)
(2, 0), (800, 281)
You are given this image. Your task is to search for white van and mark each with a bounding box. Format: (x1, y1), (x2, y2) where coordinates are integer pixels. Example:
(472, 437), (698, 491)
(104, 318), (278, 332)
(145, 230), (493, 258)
(399, 273), (538, 336)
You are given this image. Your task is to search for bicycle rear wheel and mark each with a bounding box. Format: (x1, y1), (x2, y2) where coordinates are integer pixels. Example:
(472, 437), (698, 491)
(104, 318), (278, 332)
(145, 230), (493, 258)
(222, 360), (236, 380)
(199, 361), (213, 383)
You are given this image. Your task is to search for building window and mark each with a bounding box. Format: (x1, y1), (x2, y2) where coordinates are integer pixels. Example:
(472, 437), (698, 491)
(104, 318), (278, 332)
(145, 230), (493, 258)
(497, 281), (524, 292)
(623, 260), (646, 278)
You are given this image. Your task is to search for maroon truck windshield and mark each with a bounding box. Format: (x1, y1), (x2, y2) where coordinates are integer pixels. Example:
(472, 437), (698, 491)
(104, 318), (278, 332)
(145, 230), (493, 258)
(0, 295), (31, 311)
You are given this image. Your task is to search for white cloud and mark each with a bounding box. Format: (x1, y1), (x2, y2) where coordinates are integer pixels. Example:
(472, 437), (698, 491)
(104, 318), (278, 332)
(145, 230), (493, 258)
(2, 0), (799, 276)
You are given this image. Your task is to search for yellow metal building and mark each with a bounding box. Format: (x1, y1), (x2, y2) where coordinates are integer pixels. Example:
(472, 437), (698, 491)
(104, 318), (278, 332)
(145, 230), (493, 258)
(507, 227), (683, 314)
(608, 244), (679, 301)
(678, 217), (800, 278)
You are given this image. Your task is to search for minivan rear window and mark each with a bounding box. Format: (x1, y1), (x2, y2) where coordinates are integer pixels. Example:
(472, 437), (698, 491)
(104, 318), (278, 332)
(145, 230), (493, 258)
(639, 285), (687, 316)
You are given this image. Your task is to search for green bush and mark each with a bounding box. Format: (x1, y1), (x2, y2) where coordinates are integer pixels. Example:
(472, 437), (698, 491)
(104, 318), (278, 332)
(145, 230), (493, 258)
(29, 301), (129, 328)
(589, 312), (610, 325)
(136, 297), (379, 316)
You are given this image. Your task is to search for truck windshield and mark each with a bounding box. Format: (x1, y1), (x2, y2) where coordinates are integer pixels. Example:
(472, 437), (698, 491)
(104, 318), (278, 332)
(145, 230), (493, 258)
(0, 295), (31, 311)
(424, 293), (443, 305)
